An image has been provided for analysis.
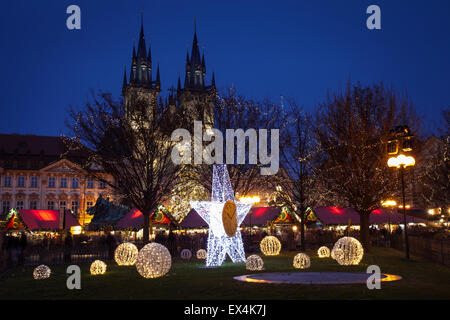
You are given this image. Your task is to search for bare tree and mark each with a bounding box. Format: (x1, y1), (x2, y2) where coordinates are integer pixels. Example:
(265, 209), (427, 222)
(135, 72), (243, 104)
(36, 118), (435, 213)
(313, 82), (420, 250)
(65, 91), (181, 243)
(268, 102), (317, 250)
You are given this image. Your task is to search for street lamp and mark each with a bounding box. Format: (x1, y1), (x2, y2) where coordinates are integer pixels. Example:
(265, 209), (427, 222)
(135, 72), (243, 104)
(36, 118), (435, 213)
(381, 199), (397, 234)
(387, 125), (415, 260)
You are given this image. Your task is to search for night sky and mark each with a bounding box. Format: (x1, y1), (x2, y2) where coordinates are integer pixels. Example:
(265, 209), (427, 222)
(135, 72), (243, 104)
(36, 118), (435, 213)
(1, 0), (449, 137)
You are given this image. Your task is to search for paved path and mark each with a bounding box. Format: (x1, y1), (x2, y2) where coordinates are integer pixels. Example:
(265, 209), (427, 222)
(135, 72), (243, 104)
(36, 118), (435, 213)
(234, 272), (402, 284)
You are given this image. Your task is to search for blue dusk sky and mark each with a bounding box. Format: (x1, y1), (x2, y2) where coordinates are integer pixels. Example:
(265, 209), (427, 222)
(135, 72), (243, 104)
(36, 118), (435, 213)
(0, 0), (449, 136)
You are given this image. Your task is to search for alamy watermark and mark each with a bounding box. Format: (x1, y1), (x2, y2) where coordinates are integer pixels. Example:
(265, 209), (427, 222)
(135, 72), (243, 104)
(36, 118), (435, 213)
(171, 121), (279, 175)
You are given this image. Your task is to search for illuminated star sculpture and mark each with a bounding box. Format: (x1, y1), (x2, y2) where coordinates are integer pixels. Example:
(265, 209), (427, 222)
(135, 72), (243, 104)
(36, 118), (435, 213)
(190, 165), (252, 267)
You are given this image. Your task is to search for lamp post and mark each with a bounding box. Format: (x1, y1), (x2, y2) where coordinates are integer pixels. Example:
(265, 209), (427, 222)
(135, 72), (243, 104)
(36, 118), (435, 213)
(387, 154), (415, 259)
(387, 125), (415, 260)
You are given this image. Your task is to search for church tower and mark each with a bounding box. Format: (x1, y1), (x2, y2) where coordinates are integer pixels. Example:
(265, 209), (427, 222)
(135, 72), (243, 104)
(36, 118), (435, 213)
(177, 23), (216, 128)
(122, 13), (160, 120)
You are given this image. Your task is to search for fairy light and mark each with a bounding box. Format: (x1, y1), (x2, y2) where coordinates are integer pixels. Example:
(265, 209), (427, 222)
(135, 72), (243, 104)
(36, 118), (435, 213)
(136, 243), (172, 278)
(190, 165), (252, 267)
(293, 253), (310, 269)
(114, 242), (139, 266)
(260, 236), (281, 256)
(317, 246), (330, 258)
(196, 249), (207, 259)
(246, 254), (264, 271)
(33, 265), (51, 280)
(332, 237), (364, 265)
(90, 260), (107, 275)
(180, 249), (192, 260)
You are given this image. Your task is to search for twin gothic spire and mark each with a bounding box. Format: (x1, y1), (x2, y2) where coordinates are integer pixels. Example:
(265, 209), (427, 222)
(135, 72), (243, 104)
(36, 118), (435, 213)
(123, 16), (215, 94)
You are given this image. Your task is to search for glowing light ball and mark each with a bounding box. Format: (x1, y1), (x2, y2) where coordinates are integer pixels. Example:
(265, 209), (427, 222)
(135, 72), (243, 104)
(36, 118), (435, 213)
(246, 254), (264, 271)
(196, 249), (207, 259)
(136, 243), (172, 278)
(260, 236), (281, 256)
(90, 260), (107, 275)
(180, 249), (192, 260)
(114, 242), (139, 266)
(332, 237), (364, 265)
(293, 253), (311, 269)
(318, 246), (331, 258)
(33, 265), (51, 279)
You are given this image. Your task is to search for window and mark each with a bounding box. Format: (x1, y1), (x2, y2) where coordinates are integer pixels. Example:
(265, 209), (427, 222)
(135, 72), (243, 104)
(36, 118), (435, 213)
(16, 200), (24, 210)
(30, 200), (38, 210)
(17, 176), (25, 188)
(60, 177), (67, 188)
(30, 176), (39, 188)
(4, 176), (11, 187)
(59, 201), (66, 210)
(47, 201), (54, 210)
(87, 178), (94, 189)
(72, 177), (79, 189)
(48, 177), (56, 188)
(2, 201), (10, 214)
(71, 201), (78, 214)
(99, 181), (106, 189)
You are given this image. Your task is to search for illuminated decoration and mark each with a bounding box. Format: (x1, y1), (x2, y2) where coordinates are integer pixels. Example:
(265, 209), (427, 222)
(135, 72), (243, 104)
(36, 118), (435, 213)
(317, 246), (330, 258)
(382, 200), (397, 207)
(190, 165), (252, 267)
(293, 253), (310, 269)
(33, 265), (51, 279)
(196, 249), (207, 259)
(273, 207), (294, 224)
(332, 237), (364, 265)
(70, 226), (82, 235)
(136, 243), (172, 278)
(90, 260), (107, 275)
(239, 196), (260, 205)
(387, 154), (415, 168)
(114, 242), (139, 266)
(260, 236), (281, 256)
(180, 249), (192, 260)
(246, 255), (264, 271)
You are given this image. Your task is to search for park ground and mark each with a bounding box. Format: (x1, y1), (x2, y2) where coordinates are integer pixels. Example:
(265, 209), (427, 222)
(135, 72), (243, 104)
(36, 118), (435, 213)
(0, 247), (449, 300)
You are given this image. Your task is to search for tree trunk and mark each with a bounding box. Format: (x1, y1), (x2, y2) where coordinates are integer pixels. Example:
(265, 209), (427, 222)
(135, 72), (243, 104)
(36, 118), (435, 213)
(360, 213), (371, 252)
(300, 219), (305, 251)
(143, 213), (150, 244)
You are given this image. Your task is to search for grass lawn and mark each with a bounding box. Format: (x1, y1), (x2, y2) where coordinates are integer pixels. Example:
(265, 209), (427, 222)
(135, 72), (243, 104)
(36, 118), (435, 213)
(0, 247), (449, 300)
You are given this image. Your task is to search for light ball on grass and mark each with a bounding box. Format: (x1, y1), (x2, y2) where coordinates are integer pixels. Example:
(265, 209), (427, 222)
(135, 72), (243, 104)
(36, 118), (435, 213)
(317, 246), (330, 258)
(114, 242), (139, 266)
(260, 236), (281, 256)
(293, 253), (311, 269)
(33, 265), (51, 279)
(196, 249), (207, 259)
(90, 260), (107, 275)
(136, 243), (172, 278)
(333, 236), (364, 265)
(246, 254), (264, 271)
(180, 249), (192, 260)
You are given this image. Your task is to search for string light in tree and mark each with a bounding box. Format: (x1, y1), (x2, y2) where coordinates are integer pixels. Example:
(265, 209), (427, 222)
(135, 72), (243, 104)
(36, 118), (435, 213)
(114, 242), (139, 266)
(136, 243), (172, 278)
(246, 254), (264, 271)
(332, 237), (364, 265)
(317, 246), (330, 258)
(33, 265), (51, 279)
(293, 253), (311, 269)
(260, 236), (281, 256)
(90, 260), (107, 275)
(190, 165), (252, 267)
(196, 249), (207, 259)
(180, 249), (192, 260)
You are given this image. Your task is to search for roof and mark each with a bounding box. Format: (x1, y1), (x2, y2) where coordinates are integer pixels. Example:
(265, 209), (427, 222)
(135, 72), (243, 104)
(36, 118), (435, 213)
(6, 209), (80, 231)
(311, 207), (427, 225)
(179, 208), (209, 229)
(115, 207), (173, 230)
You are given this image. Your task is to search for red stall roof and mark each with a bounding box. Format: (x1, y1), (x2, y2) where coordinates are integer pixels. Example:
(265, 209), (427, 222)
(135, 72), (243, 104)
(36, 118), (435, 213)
(6, 210), (80, 231)
(115, 207), (172, 230)
(310, 207), (426, 225)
